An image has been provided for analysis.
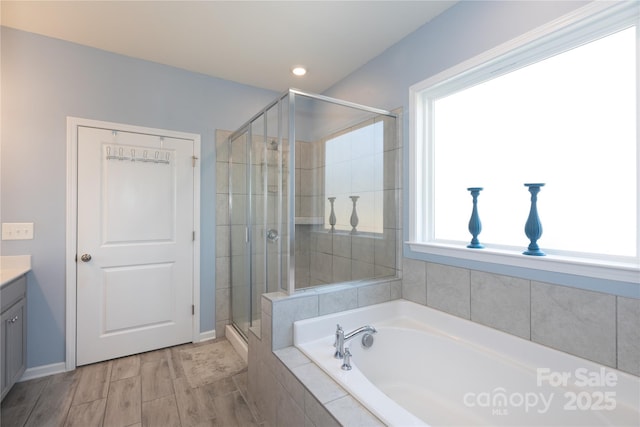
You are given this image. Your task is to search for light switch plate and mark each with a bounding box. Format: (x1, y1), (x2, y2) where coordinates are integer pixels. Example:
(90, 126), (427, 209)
(2, 223), (34, 240)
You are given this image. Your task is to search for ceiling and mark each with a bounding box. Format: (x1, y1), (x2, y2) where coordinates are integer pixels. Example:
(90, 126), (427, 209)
(1, 0), (457, 93)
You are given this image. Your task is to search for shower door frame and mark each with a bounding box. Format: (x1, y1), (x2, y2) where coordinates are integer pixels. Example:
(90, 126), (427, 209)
(284, 89), (397, 295)
(228, 89), (398, 339)
(228, 96), (284, 339)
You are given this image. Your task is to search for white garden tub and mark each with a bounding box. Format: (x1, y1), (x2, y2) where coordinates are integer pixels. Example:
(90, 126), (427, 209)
(294, 300), (640, 426)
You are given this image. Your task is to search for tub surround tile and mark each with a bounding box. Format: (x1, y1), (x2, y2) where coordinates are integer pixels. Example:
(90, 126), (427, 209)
(470, 271), (530, 339)
(319, 287), (358, 315)
(617, 296), (640, 376)
(276, 383), (305, 427)
(390, 280), (402, 300)
(292, 363), (347, 404)
(274, 347), (311, 370)
(304, 390), (340, 427)
(401, 258), (427, 305)
(531, 281), (616, 367)
(274, 349), (309, 408)
(325, 395), (385, 427)
(426, 263), (471, 319)
(357, 282), (391, 307)
(271, 295), (319, 350)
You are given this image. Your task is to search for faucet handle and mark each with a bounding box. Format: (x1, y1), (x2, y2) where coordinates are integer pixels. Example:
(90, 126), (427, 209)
(341, 347), (353, 371)
(333, 324), (343, 348)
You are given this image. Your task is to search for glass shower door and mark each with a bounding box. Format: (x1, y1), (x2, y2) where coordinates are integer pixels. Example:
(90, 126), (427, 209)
(229, 101), (284, 339)
(230, 129), (251, 338)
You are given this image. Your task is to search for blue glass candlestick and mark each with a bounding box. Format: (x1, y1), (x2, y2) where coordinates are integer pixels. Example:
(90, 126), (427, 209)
(466, 187), (484, 248)
(523, 183), (545, 256)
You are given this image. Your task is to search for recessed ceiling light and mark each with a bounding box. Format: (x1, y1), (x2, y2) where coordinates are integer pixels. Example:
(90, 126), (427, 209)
(292, 66), (307, 76)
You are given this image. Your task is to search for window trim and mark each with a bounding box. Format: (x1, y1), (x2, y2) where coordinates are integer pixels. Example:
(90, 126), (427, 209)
(408, 0), (640, 286)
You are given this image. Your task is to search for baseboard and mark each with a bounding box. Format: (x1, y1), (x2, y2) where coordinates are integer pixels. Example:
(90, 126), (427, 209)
(19, 362), (67, 382)
(197, 329), (216, 343)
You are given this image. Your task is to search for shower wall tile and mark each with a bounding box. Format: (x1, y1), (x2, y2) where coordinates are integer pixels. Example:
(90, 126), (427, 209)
(215, 130), (231, 160)
(229, 164), (247, 195)
(318, 287), (358, 316)
(351, 260), (374, 281)
(312, 232), (333, 255)
(229, 195), (247, 225)
(390, 279), (402, 300)
(332, 234), (351, 258)
(352, 236), (374, 264)
(271, 295), (319, 350)
(470, 271), (530, 339)
(215, 225), (230, 257)
(216, 194), (229, 225)
(230, 225), (247, 256)
(216, 162), (228, 194)
(300, 169), (315, 196)
(383, 189), (399, 229)
(299, 142), (315, 170)
(261, 294), (272, 317)
(332, 255), (351, 283)
(531, 281), (616, 367)
(617, 296), (640, 376)
(374, 228), (396, 269)
(426, 262), (471, 319)
(215, 287), (230, 323)
(215, 256), (230, 289)
(374, 264), (396, 279)
(310, 252), (333, 284)
(383, 149), (400, 190)
(298, 196), (316, 217)
(401, 258), (427, 305)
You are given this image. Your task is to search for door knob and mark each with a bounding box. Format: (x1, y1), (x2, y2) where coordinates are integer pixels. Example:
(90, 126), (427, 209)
(80, 254), (92, 262)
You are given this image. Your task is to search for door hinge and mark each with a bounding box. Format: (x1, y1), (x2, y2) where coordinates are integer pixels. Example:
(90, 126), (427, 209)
(192, 231), (195, 241)
(192, 156), (198, 167)
(192, 305), (195, 315)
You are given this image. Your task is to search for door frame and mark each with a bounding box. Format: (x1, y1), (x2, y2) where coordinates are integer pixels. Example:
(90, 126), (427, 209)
(65, 117), (201, 371)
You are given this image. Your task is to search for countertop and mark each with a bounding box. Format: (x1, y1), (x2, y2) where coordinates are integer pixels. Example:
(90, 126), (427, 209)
(1, 255), (31, 287)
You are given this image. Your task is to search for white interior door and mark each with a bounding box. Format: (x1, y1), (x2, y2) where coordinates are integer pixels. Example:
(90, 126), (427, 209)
(76, 126), (195, 366)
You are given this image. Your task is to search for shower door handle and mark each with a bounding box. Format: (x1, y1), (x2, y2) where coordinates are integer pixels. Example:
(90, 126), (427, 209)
(266, 229), (279, 242)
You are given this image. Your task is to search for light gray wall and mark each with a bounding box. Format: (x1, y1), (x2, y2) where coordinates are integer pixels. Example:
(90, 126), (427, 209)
(0, 27), (277, 368)
(323, 0), (638, 297)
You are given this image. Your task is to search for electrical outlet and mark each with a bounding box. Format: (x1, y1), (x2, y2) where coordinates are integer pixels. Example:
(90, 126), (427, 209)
(1, 223), (34, 240)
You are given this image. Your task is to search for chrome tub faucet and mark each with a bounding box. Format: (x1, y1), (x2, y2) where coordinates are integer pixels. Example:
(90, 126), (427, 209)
(333, 323), (377, 359)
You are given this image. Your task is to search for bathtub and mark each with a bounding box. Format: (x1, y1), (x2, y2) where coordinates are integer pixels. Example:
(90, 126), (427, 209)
(293, 300), (640, 426)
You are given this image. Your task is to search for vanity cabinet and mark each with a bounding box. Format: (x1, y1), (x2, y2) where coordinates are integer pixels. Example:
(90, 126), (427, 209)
(1, 275), (27, 401)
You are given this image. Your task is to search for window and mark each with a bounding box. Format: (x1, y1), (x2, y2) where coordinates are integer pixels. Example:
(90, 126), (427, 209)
(410, 2), (639, 279)
(324, 121), (384, 233)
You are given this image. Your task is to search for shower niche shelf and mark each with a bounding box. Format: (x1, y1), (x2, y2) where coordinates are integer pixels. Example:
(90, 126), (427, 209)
(294, 217), (324, 225)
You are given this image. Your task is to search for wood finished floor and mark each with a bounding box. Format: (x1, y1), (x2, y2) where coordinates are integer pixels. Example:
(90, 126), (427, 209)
(0, 338), (262, 427)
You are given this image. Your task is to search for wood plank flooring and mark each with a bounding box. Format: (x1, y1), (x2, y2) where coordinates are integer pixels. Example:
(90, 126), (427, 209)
(0, 338), (262, 427)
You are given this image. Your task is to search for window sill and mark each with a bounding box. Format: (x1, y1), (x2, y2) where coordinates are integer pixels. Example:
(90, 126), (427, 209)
(407, 241), (639, 285)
